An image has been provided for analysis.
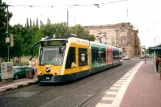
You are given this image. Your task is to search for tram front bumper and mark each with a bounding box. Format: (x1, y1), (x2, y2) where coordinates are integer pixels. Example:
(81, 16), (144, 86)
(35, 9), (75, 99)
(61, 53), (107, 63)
(37, 74), (74, 83)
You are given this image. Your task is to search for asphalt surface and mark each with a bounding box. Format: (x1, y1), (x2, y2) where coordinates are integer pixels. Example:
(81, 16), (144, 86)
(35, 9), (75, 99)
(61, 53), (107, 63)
(0, 59), (143, 107)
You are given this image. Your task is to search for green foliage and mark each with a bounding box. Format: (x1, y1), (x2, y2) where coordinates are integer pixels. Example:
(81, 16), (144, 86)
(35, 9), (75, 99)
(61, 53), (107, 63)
(70, 24), (95, 41)
(12, 23), (95, 56)
(1, 15), (95, 59)
(0, 1), (95, 60)
(26, 18), (29, 28)
(54, 22), (67, 38)
(0, 0), (12, 60)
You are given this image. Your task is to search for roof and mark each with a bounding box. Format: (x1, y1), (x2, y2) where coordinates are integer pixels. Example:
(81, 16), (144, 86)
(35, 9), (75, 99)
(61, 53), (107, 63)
(90, 41), (106, 48)
(149, 46), (161, 55)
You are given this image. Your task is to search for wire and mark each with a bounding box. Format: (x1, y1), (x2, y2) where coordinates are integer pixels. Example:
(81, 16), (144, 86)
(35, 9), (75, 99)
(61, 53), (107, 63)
(0, 0), (128, 8)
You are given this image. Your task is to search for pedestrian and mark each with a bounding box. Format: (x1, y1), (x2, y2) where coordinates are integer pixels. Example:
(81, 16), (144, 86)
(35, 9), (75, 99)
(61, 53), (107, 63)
(158, 55), (161, 80)
(28, 57), (34, 79)
(158, 55), (161, 72)
(33, 60), (37, 78)
(156, 55), (159, 72)
(32, 60), (36, 78)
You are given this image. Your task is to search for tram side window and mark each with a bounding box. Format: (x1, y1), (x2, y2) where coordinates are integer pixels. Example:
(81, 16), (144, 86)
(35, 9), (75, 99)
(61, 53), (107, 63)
(120, 52), (122, 59)
(65, 47), (76, 69)
(113, 51), (119, 60)
(100, 49), (106, 63)
(79, 48), (88, 66)
(91, 48), (98, 66)
(113, 51), (115, 60)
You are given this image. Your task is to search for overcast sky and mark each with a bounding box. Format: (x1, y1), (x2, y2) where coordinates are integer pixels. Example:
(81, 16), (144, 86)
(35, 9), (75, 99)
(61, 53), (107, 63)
(4, 0), (161, 48)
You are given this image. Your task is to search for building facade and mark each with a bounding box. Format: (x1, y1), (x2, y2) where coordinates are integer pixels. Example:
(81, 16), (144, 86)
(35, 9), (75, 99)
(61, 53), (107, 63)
(84, 22), (141, 57)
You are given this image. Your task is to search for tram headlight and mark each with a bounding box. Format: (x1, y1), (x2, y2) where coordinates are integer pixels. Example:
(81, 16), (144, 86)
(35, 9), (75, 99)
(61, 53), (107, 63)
(38, 70), (42, 75)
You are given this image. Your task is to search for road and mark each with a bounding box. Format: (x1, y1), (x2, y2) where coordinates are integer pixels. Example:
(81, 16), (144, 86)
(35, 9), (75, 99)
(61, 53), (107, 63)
(0, 59), (144, 107)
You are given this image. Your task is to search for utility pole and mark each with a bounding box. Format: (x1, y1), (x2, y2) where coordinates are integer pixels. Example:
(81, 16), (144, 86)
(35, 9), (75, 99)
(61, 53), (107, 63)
(67, 9), (69, 36)
(6, 5), (10, 62)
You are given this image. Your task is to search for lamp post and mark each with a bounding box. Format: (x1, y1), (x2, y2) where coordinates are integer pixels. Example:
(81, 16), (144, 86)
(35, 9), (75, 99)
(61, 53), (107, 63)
(67, 4), (78, 36)
(6, 5), (9, 62)
(66, 4), (99, 36)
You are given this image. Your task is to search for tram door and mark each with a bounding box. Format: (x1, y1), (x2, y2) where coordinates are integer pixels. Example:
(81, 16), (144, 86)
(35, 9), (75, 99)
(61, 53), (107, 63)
(65, 47), (78, 74)
(77, 47), (90, 76)
(106, 49), (113, 67)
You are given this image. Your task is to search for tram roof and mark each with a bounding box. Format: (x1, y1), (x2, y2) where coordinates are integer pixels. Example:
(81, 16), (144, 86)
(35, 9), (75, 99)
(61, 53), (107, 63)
(90, 41), (106, 47)
(149, 46), (161, 55)
(40, 38), (67, 41)
(68, 37), (90, 45)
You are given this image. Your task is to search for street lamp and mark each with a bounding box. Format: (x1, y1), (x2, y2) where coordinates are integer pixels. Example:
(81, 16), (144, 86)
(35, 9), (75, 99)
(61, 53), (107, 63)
(67, 4), (99, 36)
(67, 4), (78, 36)
(5, 5), (9, 62)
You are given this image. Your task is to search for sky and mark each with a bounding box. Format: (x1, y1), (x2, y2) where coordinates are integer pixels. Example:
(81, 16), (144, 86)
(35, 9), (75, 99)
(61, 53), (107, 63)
(3, 0), (161, 48)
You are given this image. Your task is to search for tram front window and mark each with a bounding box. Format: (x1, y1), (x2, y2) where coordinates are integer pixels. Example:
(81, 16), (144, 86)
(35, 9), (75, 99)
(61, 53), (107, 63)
(39, 46), (65, 66)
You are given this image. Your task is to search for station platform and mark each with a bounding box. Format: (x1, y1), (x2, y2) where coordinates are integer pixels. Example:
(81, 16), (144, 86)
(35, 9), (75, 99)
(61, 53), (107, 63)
(96, 61), (161, 107)
(0, 78), (37, 93)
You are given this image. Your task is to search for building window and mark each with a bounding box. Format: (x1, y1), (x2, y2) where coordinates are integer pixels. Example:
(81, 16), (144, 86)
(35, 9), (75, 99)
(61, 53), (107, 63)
(121, 39), (127, 44)
(123, 48), (126, 52)
(120, 31), (127, 37)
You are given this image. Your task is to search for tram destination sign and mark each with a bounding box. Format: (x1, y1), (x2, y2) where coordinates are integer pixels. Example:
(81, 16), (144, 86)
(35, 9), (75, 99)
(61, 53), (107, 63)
(41, 40), (66, 47)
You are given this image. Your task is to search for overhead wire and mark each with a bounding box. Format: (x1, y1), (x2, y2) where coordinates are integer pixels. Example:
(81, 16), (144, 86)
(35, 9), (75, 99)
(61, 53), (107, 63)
(0, 0), (128, 8)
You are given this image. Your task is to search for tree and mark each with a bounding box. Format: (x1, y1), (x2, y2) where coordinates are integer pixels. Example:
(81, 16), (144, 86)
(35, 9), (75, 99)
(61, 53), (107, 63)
(54, 22), (67, 38)
(0, 0), (13, 61)
(9, 24), (25, 58)
(33, 20), (35, 26)
(26, 18), (29, 28)
(22, 26), (39, 55)
(70, 24), (95, 41)
(36, 17), (39, 27)
(40, 24), (55, 37)
(30, 18), (32, 27)
(40, 20), (43, 27)
(47, 18), (51, 24)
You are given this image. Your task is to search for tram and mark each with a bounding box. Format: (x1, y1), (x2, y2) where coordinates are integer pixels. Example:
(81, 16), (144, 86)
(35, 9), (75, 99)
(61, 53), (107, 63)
(31, 37), (122, 83)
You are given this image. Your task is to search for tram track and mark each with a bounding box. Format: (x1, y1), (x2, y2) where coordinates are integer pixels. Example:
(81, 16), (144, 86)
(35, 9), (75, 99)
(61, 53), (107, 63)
(40, 61), (136, 107)
(0, 61), (139, 107)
